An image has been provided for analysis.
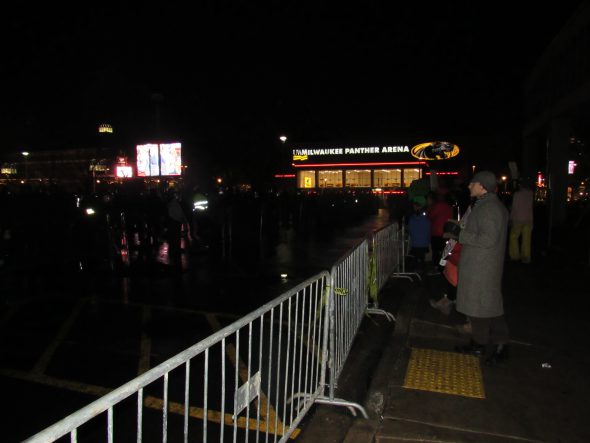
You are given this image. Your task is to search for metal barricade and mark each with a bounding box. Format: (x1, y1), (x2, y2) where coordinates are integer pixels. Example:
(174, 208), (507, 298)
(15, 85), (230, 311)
(372, 222), (400, 293)
(304, 239), (368, 418)
(366, 222), (399, 321)
(328, 239), (368, 395)
(25, 221), (413, 441)
(391, 217), (421, 281)
(25, 273), (331, 443)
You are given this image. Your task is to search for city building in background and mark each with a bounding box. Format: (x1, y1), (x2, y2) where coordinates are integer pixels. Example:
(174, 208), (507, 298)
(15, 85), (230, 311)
(288, 140), (460, 191)
(523, 1), (590, 223)
(0, 138), (186, 193)
(0, 147), (120, 189)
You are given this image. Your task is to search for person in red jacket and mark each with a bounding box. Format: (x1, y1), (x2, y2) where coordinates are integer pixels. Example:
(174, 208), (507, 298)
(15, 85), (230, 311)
(430, 238), (462, 315)
(426, 191), (454, 271)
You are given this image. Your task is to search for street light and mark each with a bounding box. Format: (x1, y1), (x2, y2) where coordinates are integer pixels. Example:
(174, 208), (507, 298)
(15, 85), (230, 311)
(278, 136), (289, 173)
(22, 151), (29, 180)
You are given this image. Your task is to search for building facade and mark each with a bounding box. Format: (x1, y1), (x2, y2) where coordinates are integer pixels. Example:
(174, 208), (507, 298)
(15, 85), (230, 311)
(289, 140), (461, 191)
(523, 1), (590, 225)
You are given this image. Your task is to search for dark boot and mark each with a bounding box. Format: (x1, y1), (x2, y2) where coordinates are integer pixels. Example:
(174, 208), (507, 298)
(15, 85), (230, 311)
(455, 340), (485, 356)
(485, 344), (509, 366)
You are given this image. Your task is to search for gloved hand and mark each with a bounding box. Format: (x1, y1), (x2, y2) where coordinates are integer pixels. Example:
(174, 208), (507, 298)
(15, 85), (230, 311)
(442, 219), (461, 240)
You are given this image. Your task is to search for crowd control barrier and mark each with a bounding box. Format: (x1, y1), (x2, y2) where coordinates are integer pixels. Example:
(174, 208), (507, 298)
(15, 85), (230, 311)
(25, 273), (331, 443)
(371, 222), (400, 294)
(25, 221), (409, 442)
(327, 239), (369, 404)
(391, 218), (422, 282)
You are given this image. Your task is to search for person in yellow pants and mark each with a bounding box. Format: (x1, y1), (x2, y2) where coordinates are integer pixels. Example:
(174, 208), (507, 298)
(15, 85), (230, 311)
(509, 179), (534, 264)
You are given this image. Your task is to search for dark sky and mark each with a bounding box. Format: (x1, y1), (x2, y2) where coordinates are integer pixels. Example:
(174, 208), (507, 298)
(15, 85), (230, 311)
(1, 2), (584, 171)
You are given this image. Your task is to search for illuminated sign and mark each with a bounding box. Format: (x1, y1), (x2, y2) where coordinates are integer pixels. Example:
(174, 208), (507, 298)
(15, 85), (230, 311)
(568, 160), (577, 175)
(89, 164), (108, 172)
(291, 142), (459, 162)
(1, 167), (17, 174)
(292, 145), (410, 161)
(116, 166), (133, 178)
(410, 141), (459, 160)
(159, 143), (182, 176)
(136, 143), (182, 177)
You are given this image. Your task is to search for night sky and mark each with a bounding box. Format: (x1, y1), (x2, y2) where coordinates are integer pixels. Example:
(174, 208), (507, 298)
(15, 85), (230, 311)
(1, 2), (584, 173)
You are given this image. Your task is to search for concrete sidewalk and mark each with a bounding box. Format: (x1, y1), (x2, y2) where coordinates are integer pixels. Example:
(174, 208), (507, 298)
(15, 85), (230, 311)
(299, 247), (590, 442)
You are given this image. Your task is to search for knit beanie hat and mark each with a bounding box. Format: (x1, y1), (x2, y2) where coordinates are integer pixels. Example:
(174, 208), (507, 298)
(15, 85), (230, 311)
(470, 171), (497, 192)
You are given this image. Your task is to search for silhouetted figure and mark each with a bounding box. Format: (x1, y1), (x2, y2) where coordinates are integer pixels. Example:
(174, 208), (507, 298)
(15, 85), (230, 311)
(166, 189), (190, 267)
(406, 199), (430, 272)
(509, 178), (534, 264)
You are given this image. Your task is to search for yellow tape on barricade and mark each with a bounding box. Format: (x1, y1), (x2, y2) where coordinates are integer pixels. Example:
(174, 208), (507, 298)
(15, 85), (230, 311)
(333, 287), (348, 296)
(317, 284), (349, 319)
(367, 250), (378, 303)
(320, 285), (348, 308)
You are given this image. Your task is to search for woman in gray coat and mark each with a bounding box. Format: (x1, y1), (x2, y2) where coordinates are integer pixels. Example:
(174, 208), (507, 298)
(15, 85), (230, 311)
(448, 171), (510, 365)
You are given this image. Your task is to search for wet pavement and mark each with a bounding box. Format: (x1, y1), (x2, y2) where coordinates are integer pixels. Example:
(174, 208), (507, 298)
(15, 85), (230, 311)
(1, 207), (392, 442)
(296, 222), (590, 442)
(5, 200), (589, 442)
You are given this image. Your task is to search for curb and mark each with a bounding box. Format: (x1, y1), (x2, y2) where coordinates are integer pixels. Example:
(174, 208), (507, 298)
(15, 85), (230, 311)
(363, 279), (424, 419)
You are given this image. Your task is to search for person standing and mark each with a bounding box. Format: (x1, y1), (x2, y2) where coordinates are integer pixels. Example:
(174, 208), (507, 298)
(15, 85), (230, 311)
(447, 171), (510, 365)
(407, 198), (431, 272)
(426, 190), (453, 272)
(166, 189), (191, 267)
(508, 178), (534, 264)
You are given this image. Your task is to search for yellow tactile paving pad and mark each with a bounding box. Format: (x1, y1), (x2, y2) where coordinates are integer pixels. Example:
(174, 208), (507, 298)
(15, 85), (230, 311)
(403, 348), (485, 399)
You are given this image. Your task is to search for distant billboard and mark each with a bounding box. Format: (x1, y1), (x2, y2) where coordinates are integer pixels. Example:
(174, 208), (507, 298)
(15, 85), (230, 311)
(160, 143), (182, 176)
(116, 165), (134, 178)
(136, 142), (182, 176)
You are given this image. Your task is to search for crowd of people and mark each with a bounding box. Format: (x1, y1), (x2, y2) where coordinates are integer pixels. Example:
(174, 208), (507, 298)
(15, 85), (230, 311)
(1, 172), (538, 366)
(0, 183), (382, 280)
(405, 172), (535, 366)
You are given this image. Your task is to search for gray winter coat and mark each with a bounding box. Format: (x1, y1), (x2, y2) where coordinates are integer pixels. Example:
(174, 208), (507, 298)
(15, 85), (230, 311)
(456, 193), (509, 318)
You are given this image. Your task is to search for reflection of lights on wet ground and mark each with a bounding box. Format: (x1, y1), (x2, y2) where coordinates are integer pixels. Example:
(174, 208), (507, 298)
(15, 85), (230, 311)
(157, 243), (169, 264)
(155, 240), (190, 270)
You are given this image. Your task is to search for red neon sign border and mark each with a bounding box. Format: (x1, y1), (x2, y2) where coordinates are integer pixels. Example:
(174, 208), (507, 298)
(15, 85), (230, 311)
(291, 161), (428, 168)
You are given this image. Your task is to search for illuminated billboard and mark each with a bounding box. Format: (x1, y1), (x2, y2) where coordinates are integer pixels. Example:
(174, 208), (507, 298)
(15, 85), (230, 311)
(136, 142), (182, 176)
(116, 165), (134, 178)
(160, 143), (182, 176)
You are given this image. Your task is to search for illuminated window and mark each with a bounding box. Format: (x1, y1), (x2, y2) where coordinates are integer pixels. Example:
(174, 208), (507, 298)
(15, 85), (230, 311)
(298, 170), (316, 188)
(345, 170), (371, 187)
(373, 169), (402, 188)
(318, 170), (343, 188)
(403, 168), (422, 187)
(98, 123), (113, 133)
(1, 166), (17, 175)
